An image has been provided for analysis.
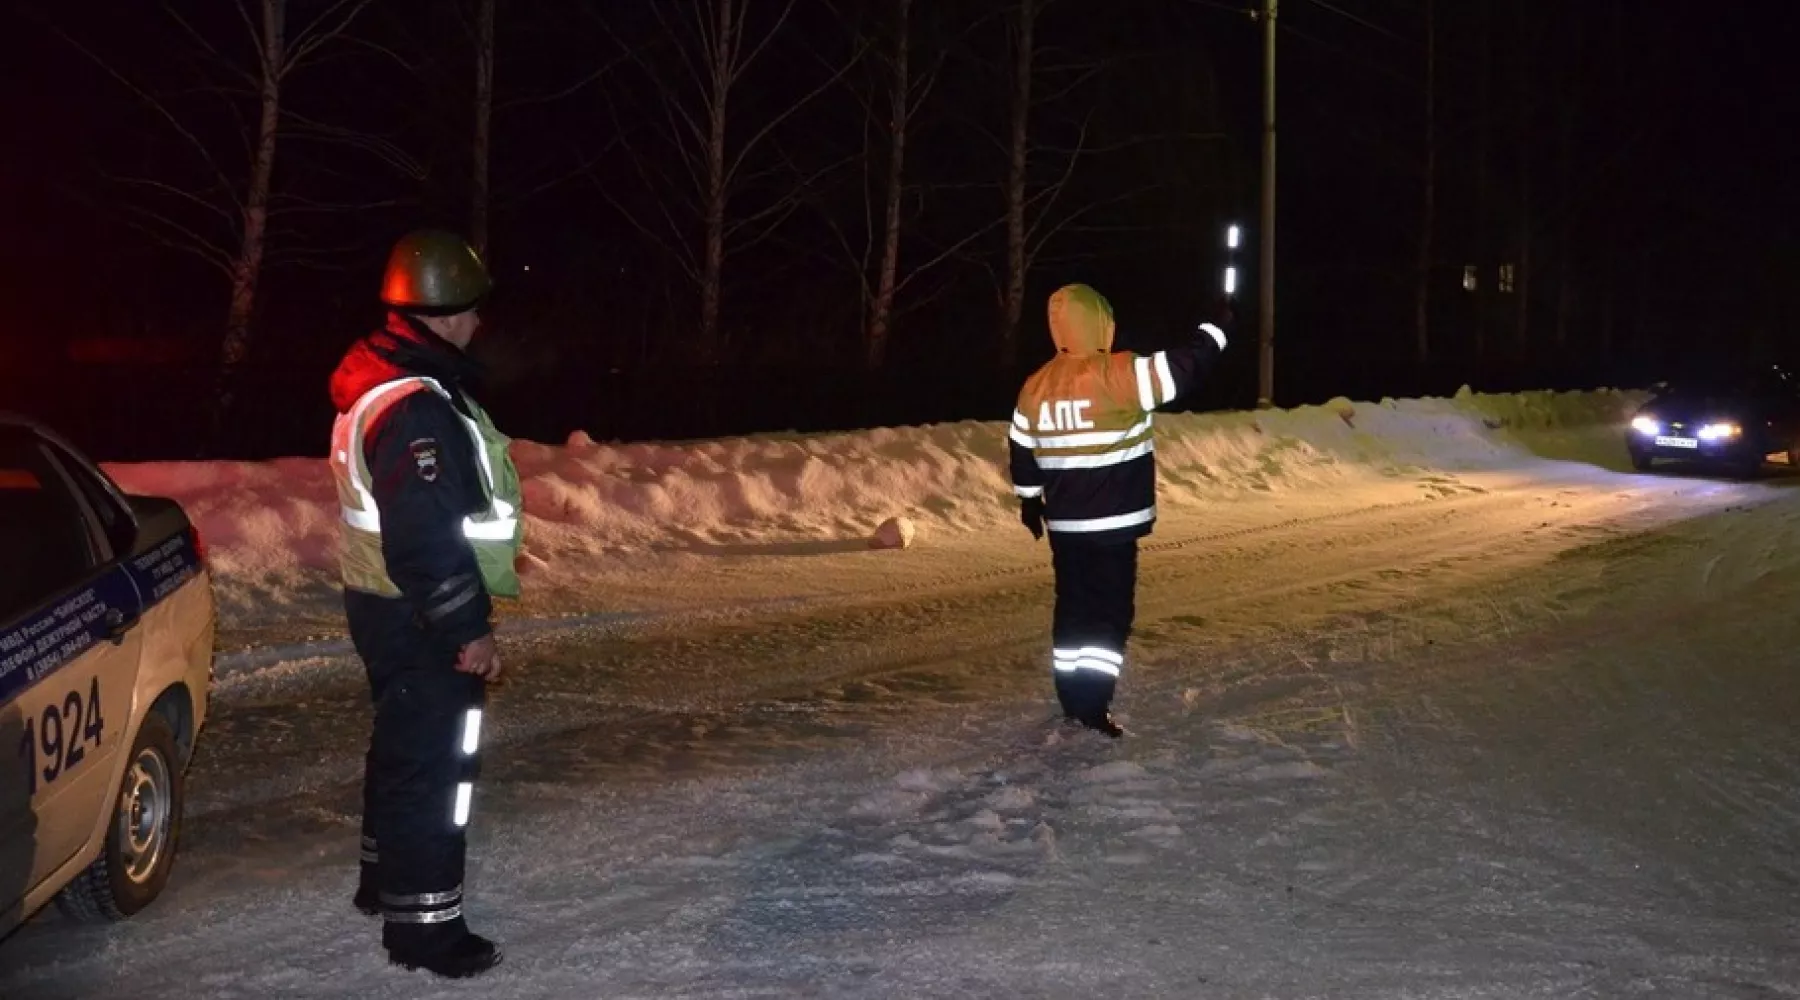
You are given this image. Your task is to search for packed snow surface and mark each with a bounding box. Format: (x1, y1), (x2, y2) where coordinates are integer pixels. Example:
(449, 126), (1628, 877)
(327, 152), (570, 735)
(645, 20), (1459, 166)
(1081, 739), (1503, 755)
(6, 386), (1800, 998)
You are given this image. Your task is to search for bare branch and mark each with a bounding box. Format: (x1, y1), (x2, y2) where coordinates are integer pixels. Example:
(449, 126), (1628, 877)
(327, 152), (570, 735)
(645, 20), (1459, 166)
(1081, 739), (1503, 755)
(162, 5), (258, 88)
(281, 109), (425, 179)
(591, 138), (703, 282)
(49, 23), (243, 208)
(509, 135), (626, 202)
(638, 1), (717, 112)
(268, 193), (403, 216)
(728, 0), (802, 87)
(1033, 63), (1105, 106)
(724, 37), (867, 189)
(1022, 107), (1098, 247)
(107, 174), (237, 228)
(893, 217), (1009, 297)
(335, 34), (418, 74)
(1027, 186), (1158, 260)
(285, 0), (381, 74)
(724, 152), (858, 241)
(228, 0), (269, 74)
(117, 205), (237, 278)
(1034, 131), (1228, 156)
(496, 50), (631, 111)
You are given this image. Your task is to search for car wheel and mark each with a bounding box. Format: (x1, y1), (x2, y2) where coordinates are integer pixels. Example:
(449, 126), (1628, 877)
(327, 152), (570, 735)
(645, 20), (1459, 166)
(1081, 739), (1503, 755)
(1629, 449), (1654, 472)
(54, 712), (184, 923)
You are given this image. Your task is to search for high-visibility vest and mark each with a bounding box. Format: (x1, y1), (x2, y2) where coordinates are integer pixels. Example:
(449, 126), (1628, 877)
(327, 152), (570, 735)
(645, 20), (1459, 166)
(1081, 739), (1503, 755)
(330, 377), (524, 599)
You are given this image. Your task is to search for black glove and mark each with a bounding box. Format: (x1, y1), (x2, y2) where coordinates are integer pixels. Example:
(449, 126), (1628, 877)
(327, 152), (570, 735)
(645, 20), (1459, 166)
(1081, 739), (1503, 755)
(1208, 295), (1235, 329)
(1020, 496), (1045, 541)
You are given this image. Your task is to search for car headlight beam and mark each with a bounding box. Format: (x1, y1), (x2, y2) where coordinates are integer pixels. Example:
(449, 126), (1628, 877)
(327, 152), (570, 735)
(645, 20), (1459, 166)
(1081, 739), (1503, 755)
(1631, 416), (1661, 436)
(1698, 422), (1741, 441)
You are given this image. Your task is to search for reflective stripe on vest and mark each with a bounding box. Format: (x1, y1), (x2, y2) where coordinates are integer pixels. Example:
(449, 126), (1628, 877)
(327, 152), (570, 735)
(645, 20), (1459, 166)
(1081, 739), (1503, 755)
(331, 376), (524, 599)
(335, 378), (519, 542)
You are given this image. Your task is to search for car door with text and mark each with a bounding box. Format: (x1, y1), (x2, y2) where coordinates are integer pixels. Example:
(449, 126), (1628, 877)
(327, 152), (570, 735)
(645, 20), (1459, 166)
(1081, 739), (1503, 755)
(0, 433), (140, 916)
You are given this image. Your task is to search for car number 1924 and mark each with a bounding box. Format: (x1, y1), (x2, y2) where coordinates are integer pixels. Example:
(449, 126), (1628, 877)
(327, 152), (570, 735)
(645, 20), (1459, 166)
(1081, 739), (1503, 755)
(19, 676), (105, 795)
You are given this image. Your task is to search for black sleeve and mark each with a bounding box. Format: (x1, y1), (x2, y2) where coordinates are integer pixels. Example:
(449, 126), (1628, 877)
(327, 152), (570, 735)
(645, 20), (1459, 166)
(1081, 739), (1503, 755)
(1131, 324), (1225, 412)
(363, 392), (493, 647)
(1008, 406), (1045, 500)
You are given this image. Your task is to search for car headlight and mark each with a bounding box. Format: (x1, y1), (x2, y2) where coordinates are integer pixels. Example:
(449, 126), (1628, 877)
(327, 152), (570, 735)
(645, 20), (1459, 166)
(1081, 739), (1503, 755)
(1631, 416), (1661, 436)
(1698, 422), (1741, 441)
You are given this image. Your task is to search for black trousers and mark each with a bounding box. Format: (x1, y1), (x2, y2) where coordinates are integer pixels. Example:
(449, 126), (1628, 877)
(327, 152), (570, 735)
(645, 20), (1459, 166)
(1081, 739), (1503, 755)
(346, 590), (486, 951)
(1048, 536), (1139, 720)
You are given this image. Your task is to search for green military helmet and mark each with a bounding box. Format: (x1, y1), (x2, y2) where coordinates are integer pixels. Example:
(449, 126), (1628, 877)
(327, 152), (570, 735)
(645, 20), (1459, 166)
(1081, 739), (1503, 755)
(380, 230), (493, 313)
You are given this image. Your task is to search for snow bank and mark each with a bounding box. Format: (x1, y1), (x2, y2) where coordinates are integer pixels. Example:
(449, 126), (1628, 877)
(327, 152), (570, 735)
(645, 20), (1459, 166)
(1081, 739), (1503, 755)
(101, 388), (1645, 629)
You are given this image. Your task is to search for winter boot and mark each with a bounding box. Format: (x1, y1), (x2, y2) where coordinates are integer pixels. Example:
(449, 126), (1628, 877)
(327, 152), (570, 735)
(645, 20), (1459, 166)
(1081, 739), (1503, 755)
(388, 932), (504, 979)
(1077, 711), (1125, 739)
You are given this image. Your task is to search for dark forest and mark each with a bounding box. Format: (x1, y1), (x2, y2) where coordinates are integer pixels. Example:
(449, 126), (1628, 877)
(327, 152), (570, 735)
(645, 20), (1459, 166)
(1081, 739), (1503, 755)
(1, 1), (1791, 459)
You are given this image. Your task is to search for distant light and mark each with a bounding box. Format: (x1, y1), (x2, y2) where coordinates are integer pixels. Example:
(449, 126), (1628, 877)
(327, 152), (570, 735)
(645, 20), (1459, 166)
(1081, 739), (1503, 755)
(1223, 266), (1238, 295)
(1226, 225), (1241, 249)
(522, 264), (531, 271)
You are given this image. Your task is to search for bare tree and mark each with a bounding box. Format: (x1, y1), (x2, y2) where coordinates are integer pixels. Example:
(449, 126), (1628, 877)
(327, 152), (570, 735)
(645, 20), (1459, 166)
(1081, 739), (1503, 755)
(1414, 0), (1435, 366)
(1512, 0), (1533, 354)
(1553, 8), (1584, 352)
(866, 0), (914, 370)
(1473, 0), (1492, 367)
(471, 0), (497, 258)
(60, 0), (381, 407)
(595, 0), (862, 363)
(810, 0), (997, 370)
(987, 0), (1115, 369)
(998, 0), (1042, 368)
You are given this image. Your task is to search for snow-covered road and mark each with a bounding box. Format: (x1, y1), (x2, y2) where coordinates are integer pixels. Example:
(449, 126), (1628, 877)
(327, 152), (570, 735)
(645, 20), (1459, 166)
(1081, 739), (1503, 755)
(4, 454), (1800, 998)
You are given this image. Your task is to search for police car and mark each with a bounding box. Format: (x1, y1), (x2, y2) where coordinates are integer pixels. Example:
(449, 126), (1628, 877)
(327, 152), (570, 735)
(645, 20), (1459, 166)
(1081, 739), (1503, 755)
(0, 414), (213, 940)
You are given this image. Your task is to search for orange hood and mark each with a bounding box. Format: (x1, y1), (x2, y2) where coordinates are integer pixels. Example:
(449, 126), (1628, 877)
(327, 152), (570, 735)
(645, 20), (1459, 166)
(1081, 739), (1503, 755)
(1048, 284), (1115, 355)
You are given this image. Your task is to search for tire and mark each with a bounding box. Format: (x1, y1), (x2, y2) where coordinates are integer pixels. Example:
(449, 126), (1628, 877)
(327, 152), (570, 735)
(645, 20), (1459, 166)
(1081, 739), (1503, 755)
(1629, 449), (1654, 472)
(54, 712), (184, 923)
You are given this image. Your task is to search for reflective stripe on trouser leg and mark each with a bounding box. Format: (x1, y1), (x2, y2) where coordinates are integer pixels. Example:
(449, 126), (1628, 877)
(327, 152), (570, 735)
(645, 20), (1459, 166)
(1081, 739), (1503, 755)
(381, 885), (464, 924)
(361, 835), (380, 865)
(452, 705), (482, 829)
(1052, 646), (1123, 677)
(1049, 538), (1138, 719)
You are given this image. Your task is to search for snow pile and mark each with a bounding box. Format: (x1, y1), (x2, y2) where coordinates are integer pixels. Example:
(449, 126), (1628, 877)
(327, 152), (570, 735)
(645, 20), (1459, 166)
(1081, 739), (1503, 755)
(101, 388), (1644, 629)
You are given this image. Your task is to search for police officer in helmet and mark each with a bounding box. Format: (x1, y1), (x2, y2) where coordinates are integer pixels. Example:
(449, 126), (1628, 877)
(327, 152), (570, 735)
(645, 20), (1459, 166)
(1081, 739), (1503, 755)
(326, 230), (523, 978)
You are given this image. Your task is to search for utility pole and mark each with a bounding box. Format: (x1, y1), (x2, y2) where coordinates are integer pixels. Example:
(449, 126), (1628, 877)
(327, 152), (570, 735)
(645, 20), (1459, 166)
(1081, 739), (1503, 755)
(1257, 0), (1277, 408)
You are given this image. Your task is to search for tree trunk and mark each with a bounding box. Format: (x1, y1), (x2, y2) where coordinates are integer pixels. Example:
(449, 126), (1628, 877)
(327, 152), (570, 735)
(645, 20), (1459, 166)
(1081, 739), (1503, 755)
(1554, 94), (1576, 351)
(215, 0), (284, 442)
(1413, 0), (1435, 366)
(700, 0), (732, 364)
(221, 0), (284, 373)
(471, 0), (496, 258)
(1473, 0), (1490, 368)
(999, 0), (1035, 371)
(866, 0), (911, 372)
(1513, 2), (1532, 356)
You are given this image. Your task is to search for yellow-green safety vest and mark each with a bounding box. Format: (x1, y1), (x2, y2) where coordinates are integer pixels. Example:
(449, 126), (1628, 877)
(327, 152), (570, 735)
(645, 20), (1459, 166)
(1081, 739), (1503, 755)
(330, 377), (524, 599)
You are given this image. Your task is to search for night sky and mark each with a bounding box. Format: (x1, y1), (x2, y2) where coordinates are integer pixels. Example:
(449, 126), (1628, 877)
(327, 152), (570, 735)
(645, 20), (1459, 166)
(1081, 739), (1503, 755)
(1, 1), (1795, 459)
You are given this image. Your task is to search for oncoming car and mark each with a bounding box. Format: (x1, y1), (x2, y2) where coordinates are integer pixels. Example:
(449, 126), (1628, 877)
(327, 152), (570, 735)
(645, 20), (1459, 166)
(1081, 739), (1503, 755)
(0, 414), (214, 940)
(1626, 365), (1800, 477)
